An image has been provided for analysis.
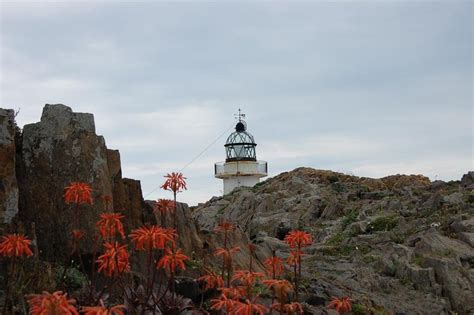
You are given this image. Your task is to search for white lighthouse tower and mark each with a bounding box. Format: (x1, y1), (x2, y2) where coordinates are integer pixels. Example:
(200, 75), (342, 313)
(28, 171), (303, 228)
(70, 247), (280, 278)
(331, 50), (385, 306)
(215, 110), (268, 195)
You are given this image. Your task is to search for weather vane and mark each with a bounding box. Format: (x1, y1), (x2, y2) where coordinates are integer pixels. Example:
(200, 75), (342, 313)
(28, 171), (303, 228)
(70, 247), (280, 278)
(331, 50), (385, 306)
(234, 108), (246, 122)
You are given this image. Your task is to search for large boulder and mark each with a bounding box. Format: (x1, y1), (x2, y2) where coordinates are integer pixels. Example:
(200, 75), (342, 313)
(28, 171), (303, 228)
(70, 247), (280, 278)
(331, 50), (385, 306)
(15, 104), (146, 261)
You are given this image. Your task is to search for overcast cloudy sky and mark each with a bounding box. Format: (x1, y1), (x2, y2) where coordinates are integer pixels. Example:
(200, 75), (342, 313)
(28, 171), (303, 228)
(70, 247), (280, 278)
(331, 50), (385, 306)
(1, 1), (472, 205)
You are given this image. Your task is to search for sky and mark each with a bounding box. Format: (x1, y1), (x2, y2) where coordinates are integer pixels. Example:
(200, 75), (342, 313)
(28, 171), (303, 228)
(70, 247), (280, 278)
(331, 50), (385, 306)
(1, 1), (472, 205)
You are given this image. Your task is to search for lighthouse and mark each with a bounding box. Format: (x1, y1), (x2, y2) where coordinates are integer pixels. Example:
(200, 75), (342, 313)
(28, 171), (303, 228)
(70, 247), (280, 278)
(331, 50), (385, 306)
(215, 110), (268, 195)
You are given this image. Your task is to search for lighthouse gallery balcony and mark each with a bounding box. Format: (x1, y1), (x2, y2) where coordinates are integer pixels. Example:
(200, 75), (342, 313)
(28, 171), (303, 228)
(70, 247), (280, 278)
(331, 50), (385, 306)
(214, 160), (268, 179)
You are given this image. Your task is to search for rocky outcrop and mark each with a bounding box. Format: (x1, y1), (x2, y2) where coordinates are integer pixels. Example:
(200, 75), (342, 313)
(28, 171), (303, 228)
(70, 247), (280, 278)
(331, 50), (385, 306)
(0, 104), (148, 261)
(16, 105), (113, 259)
(107, 149), (148, 231)
(193, 167), (474, 314)
(0, 109), (19, 225)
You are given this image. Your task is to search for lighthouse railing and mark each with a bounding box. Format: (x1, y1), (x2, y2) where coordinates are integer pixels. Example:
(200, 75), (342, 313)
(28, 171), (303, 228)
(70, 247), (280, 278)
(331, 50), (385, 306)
(214, 161), (267, 177)
(257, 161), (268, 174)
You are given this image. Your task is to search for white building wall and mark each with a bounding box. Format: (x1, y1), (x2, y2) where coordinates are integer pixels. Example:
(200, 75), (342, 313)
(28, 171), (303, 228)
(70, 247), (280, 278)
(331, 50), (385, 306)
(223, 176), (260, 194)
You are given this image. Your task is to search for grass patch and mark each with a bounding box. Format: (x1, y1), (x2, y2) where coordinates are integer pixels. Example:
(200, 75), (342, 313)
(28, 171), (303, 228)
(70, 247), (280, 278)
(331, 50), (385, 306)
(331, 182), (344, 193)
(321, 244), (355, 257)
(362, 254), (378, 264)
(326, 232), (345, 246)
(54, 266), (87, 291)
(389, 232), (406, 244)
(342, 210), (358, 228)
(352, 303), (369, 315)
(368, 215), (399, 232)
(413, 254), (425, 267)
(327, 174), (339, 183)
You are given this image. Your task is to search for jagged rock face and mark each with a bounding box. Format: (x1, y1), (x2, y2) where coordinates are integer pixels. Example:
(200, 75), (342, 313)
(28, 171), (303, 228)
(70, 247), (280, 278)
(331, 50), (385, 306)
(193, 167), (474, 314)
(0, 109), (19, 225)
(10, 104), (146, 261)
(107, 149), (146, 231)
(16, 104), (113, 260)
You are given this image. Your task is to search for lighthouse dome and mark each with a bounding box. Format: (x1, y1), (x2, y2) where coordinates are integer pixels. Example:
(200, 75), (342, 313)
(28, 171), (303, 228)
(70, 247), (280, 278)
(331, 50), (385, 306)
(225, 121), (257, 161)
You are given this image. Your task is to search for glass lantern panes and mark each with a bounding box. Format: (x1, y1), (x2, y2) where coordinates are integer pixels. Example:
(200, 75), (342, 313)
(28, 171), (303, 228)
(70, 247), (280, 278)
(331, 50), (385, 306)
(225, 130), (257, 161)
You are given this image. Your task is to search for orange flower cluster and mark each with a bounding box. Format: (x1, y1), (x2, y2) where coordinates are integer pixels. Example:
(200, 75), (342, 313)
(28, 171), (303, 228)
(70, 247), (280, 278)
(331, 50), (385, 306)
(97, 213), (125, 240)
(287, 249), (304, 266)
(262, 279), (293, 300)
(214, 246), (241, 267)
(82, 302), (126, 315)
(161, 172), (187, 193)
(214, 220), (235, 233)
(156, 247), (189, 274)
(210, 294), (235, 314)
(232, 270), (265, 288)
(198, 272), (225, 290)
(272, 302), (304, 314)
(264, 256), (284, 277)
(97, 242), (130, 277)
(211, 295), (268, 315)
(129, 226), (176, 251)
(0, 233), (33, 258)
(27, 291), (78, 315)
(234, 299), (268, 315)
(284, 230), (312, 268)
(284, 230), (312, 248)
(154, 199), (176, 215)
(327, 297), (352, 314)
(64, 182), (93, 205)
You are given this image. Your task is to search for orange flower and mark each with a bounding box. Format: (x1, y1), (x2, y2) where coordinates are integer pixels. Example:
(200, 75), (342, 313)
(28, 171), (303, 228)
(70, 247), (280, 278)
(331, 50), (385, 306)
(27, 291), (78, 315)
(287, 249), (304, 266)
(211, 294), (236, 314)
(272, 302), (304, 314)
(198, 272), (225, 290)
(129, 226), (176, 251)
(96, 213), (125, 240)
(161, 172), (187, 193)
(64, 182), (93, 205)
(82, 301), (125, 315)
(327, 297), (352, 314)
(231, 270), (265, 287)
(262, 279), (293, 301)
(154, 199), (176, 215)
(0, 233), (33, 258)
(233, 299), (268, 315)
(219, 287), (245, 299)
(214, 246), (241, 266)
(157, 247), (188, 273)
(97, 242), (130, 277)
(264, 256), (285, 277)
(284, 230), (312, 248)
(214, 220), (235, 233)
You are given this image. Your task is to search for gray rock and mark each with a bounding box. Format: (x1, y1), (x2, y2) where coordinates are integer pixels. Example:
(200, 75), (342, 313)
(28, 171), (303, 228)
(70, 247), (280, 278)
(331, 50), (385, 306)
(458, 232), (474, 247)
(461, 171), (474, 187)
(431, 180), (446, 190)
(422, 192), (443, 212)
(451, 218), (474, 233)
(320, 202), (344, 219)
(0, 108), (19, 224)
(16, 104), (146, 261)
(443, 192), (464, 205)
